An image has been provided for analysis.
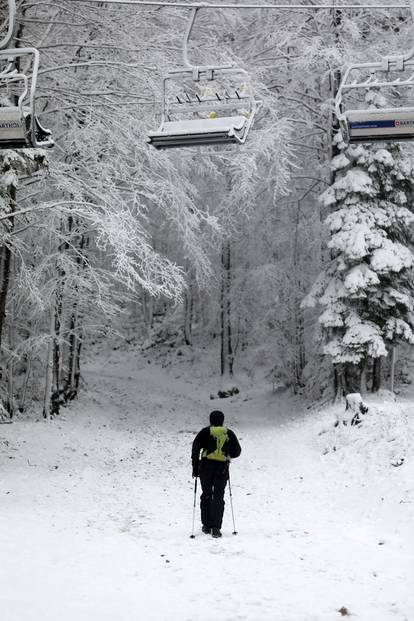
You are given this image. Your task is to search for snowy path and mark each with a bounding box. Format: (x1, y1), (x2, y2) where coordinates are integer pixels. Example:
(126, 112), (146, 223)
(1, 352), (413, 621)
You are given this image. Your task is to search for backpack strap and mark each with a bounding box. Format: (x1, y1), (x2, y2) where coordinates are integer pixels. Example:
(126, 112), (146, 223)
(201, 426), (229, 462)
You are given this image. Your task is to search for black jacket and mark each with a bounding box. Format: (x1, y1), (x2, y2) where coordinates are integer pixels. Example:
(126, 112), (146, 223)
(192, 426), (241, 473)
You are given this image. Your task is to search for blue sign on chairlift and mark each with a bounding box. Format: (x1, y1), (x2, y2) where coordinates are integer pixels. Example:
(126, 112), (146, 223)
(349, 119), (397, 130)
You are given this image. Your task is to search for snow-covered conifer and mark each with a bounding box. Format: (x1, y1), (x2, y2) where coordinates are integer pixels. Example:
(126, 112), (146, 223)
(304, 91), (414, 391)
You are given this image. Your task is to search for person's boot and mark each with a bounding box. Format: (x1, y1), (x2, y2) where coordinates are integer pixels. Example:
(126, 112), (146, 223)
(202, 525), (211, 534)
(211, 527), (222, 538)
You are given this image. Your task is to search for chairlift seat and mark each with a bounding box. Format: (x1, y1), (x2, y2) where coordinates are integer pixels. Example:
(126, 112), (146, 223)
(346, 107), (414, 143)
(0, 106), (29, 148)
(0, 105), (52, 148)
(148, 115), (248, 149)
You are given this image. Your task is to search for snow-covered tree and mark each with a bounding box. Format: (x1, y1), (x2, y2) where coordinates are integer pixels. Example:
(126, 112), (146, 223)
(304, 93), (414, 393)
(3, 0), (414, 413)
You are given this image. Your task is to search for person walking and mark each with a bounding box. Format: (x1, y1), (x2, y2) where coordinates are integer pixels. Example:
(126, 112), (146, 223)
(191, 410), (241, 538)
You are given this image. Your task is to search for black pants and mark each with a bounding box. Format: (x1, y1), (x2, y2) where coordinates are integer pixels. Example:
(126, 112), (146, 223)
(199, 460), (228, 529)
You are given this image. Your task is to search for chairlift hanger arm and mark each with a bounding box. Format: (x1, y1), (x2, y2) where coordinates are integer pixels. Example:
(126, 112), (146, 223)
(183, 7), (197, 69)
(339, 66), (414, 91)
(0, 47), (40, 106)
(386, 0), (414, 63)
(0, 0), (16, 51)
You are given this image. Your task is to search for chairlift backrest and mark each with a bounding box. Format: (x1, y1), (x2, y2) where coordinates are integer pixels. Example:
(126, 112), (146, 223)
(0, 47), (53, 149)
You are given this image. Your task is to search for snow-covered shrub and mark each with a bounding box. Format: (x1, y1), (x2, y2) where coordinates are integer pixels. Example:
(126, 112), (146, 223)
(340, 392), (369, 426)
(319, 400), (414, 474)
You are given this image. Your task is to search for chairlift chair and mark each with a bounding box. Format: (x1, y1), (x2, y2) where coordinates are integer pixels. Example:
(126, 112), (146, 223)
(336, 0), (414, 144)
(335, 63), (414, 144)
(148, 66), (258, 149)
(0, 47), (53, 149)
(345, 106), (414, 143)
(148, 7), (259, 149)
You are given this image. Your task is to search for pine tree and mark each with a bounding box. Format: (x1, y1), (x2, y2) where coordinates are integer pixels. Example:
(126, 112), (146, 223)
(304, 92), (414, 393)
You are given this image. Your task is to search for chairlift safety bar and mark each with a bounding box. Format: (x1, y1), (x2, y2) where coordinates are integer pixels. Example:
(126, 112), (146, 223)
(0, 47), (40, 108)
(168, 64), (234, 77)
(335, 61), (414, 123)
(161, 66), (256, 121)
(339, 70), (414, 91)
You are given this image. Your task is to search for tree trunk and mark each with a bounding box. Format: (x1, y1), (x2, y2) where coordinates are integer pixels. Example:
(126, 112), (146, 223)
(0, 245), (12, 353)
(18, 353), (32, 413)
(43, 308), (56, 420)
(335, 362), (362, 398)
(344, 362), (363, 394)
(0, 186), (16, 354)
(183, 265), (195, 346)
(293, 307), (306, 394)
(63, 229), (86, 401)
(52, 217), (70, 416)
(372, 357), (382, 392)
(329, 9), (343, 395)
(75, 337), (83, 391)
(360, 358), (368, 394)
(65, 310), (78, 401)
(334, 364), (345, 400)
(52, 287), (63, 416)
(6, 354), (14, 418)
(6, 271), (16, 418)
(143, 291), (154, 342)
(292, 199), (306, 393)
(220, 240), (233, 377)
(183, 282), (193, 346)
(389, 346), (397, 393)
(66, 319), (82, 400)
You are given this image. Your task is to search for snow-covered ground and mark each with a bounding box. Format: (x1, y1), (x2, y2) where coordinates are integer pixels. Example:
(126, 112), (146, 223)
(1, 350), (413, 621)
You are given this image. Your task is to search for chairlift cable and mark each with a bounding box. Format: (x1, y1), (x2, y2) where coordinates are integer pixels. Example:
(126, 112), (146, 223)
(146, 0), (413, 149)
(52, 0), (411, 10)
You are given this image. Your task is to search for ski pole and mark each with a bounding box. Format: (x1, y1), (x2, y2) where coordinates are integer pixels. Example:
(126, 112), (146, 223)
(228, 470), (238, 535)
(190, 476), (198, 539)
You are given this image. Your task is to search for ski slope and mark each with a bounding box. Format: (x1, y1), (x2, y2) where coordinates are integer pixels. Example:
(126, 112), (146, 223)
(1, 350), (413, 621)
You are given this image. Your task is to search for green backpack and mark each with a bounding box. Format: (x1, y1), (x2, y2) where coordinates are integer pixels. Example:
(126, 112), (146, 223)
(202, 426), (229, 462)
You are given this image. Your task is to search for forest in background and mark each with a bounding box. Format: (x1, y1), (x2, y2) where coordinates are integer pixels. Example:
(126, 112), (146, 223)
(1, 0), (414, 419)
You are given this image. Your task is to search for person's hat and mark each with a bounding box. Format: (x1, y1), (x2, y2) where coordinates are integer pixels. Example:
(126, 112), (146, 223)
(209, 410), (224, 426)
